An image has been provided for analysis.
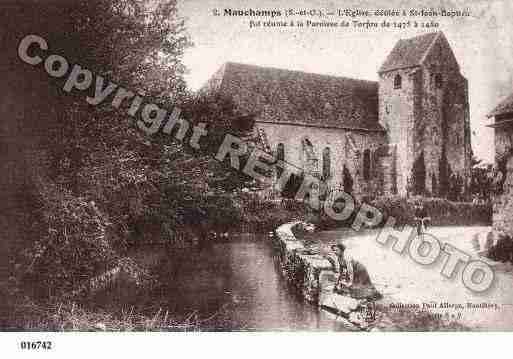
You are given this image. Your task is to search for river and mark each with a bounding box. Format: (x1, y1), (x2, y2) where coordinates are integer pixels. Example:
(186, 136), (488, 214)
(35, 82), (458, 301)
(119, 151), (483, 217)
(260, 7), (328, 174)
(104, 234), (352, 331)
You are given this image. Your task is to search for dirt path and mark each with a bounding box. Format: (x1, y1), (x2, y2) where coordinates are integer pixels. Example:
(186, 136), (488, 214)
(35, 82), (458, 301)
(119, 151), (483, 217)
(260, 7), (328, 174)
(304, 226), (513, 331)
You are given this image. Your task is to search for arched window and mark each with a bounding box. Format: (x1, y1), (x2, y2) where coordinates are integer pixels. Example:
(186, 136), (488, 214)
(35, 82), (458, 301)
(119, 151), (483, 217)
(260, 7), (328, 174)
(322, 147), (331, 179)
(343, 165), (353, 194)
(433, 126), (439, 146)
(276, 143), (285, 162)
(394, 74), (402, 89)
(363, 149), (371, 181)
(302, 138), (318, 175)
(276, 143), (285, 177)
(302, 138), (316, 163)
(435, 73), (443, 89)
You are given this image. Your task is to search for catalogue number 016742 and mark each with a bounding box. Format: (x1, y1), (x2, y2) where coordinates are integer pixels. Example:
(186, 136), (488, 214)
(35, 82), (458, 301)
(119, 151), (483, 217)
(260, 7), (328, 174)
(19, 341), (53, 350)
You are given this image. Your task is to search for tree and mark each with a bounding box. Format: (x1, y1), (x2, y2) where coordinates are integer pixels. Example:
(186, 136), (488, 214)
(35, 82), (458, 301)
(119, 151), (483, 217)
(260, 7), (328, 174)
(470, 156), (494, 201)
(412, 151), (426, 195)
(3, 0), (196, 298)
(439, 145), (451, 198)
(155, 92), (258, 194)
(431, 172), (438, 197)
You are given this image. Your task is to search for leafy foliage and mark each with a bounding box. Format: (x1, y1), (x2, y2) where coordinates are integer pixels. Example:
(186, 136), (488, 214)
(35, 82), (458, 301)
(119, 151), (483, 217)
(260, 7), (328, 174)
(7, 0), (266, 303)
(411, 151), (426, 195)
(438, 144), (451, 198)
(20, 181), (116, 298)
(369, 196), (492, 227)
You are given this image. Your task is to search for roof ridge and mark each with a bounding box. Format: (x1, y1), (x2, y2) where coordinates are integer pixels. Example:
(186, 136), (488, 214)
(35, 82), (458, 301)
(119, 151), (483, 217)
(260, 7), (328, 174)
(488, 91), (513, 118)
(215, 60), (382, 131)
(403, 31), (441, 42)
(378, 31), (442, 73)
(223, 61), (378, 85)
(419, 32), (443, 64)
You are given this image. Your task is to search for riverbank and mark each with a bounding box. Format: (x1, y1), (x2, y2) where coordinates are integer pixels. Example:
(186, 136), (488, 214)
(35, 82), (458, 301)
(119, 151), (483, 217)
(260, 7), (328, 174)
(272, 221), (480, 331)
(274, 220), (513, 331)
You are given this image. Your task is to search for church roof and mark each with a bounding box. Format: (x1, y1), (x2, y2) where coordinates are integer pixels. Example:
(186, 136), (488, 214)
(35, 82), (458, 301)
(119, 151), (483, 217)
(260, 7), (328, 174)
(378, 32), (441, 73)
(207, 62), (383, 132)
(488, 92), (513, 118)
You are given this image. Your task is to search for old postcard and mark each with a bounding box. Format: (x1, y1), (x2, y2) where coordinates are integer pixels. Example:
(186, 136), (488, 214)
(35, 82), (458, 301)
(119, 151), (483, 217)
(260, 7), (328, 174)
(2, 0), (513, 355)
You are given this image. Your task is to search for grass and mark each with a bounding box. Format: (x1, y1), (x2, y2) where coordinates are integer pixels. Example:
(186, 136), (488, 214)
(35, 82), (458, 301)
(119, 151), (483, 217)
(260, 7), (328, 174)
(3, 299), (217, 331)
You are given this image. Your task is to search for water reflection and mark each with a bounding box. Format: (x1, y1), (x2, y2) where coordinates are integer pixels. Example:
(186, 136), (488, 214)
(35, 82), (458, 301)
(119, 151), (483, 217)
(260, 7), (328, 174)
(151, 234), (351, 331)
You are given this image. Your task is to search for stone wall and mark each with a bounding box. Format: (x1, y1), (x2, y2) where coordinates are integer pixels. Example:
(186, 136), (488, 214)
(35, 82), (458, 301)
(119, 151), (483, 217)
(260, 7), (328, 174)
(256, 122), (391, 198)
(272, 221), (376, 329)
(492, 126), (513, 235)
(495, 127), (512, 159)
(421, 37), (471, 192)
(494, 156), (513, 236)
(379, 67), (417, 196)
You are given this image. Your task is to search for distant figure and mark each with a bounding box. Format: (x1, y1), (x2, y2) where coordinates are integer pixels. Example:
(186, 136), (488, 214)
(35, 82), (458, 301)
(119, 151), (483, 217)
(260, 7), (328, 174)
(329, 243), (382, 301)
(413, 200), (430, 235)
(492, 167), (504, 195)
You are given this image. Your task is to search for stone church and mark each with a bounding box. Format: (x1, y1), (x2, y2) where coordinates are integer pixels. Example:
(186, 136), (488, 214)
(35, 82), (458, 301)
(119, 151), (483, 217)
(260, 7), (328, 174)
(204, 31), (472, 198)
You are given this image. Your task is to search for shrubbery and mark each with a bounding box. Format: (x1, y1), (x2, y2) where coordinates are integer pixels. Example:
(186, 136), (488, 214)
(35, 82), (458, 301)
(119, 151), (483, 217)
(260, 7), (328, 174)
(19, 181), (118, 299)
(237, 195), (306, 232)
(370, 196), (492, 227)
(315, 196), (492, 230)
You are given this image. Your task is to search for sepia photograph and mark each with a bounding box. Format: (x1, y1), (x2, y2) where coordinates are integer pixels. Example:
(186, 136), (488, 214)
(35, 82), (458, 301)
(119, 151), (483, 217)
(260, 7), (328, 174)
(1, 0), (513, 356)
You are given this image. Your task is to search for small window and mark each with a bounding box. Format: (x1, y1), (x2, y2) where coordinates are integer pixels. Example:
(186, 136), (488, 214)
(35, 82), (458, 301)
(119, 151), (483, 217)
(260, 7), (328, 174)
(394, 74), (402, 89)
(322, 147), (331, 179)
(433, 127), (439, 146)
(302, 138), (315, 160)
(435, 73), (443, 89)
(276, 143), (285, 176)
(363, 149), (371, 181)
(276, 143), (285, 162)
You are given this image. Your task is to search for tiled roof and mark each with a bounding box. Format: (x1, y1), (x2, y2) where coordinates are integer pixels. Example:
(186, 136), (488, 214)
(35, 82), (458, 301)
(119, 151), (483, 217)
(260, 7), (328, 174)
(488, 92), (513, 118)
(211, 62), (383, 132)
(378, 32), (440, 73)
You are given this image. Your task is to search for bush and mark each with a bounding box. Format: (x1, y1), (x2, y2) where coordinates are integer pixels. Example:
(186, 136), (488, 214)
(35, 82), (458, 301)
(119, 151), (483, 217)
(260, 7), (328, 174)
(314, 196), (492, 230)
(237, 195), (306, 232)
(370, 196), (492, 227)
(18, 181), (119, 299)
(488, 235), (513, 263)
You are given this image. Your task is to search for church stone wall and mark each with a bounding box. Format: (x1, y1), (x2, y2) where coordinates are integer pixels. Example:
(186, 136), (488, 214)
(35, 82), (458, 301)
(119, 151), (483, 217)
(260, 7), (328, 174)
(255, 122), (388, 197)
(419, 70), (470, 196)
(379, 68), (417, 196)
(379, 34), (471, 197)
(421, 36), (472, 194)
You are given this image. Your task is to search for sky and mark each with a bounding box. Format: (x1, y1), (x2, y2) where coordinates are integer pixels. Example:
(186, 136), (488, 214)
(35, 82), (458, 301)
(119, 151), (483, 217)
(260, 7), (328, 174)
(177, 0), (513, 163)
